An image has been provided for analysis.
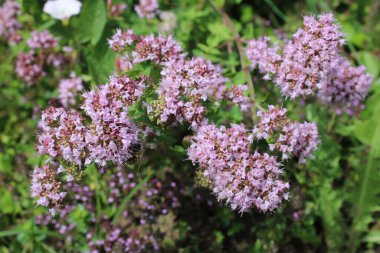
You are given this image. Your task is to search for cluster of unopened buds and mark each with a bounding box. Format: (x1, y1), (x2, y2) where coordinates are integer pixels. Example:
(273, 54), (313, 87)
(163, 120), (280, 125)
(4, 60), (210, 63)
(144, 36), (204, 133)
(15, 31), (72, 85)
(246, 13), (372, 115)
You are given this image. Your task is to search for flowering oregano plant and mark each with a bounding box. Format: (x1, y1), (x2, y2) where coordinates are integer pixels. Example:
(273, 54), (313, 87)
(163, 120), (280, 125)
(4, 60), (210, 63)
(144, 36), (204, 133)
(246, 13), (372, 115)
(31, 13), (372, 218)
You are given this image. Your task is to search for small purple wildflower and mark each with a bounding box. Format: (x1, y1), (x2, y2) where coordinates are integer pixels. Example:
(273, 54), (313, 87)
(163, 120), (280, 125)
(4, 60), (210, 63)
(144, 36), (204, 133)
(59, 72), (84, 107)
(134, 0), (158, 19)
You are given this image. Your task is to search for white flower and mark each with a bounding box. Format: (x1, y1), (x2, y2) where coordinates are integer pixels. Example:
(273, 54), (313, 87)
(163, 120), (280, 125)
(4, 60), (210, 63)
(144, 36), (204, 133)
(43, 0), (82, 20)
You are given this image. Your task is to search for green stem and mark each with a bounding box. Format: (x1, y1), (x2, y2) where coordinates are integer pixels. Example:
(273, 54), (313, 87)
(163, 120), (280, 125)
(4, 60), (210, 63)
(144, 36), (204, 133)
(327, 111), (336, 133)
(263, 0), (288, 21)
(209, 0), (259, 121)
(112, 172), (153, 225)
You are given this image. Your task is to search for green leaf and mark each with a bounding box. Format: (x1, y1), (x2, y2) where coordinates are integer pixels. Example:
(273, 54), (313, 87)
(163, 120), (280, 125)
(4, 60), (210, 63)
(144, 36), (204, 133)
(349, 117), (380, 252)
(317, 182), (345, 252)
(360, 52), (380, 77)
(0, 190), (21, 214)
(78, 0), (107, 45)
(214, 0), (225, 7)
(0, 229), (21, 238)
(354, 91), (380, 156)
(364, 231), (380, 244)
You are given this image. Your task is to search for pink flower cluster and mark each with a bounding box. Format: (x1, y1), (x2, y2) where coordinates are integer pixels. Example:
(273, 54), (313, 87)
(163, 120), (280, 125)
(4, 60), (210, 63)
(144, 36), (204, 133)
(110, 3), (127, 16)
(35, 167), (182, 251)
(270, 122), (319, 164)
(318, 59), (373, 115)
(254, 105), (320, 163)
(109, 29), (250, 127)
(149, 57), (249, 127)
(34, 77), (146, 211)
(277, 14), (345, 98)
(253, 105), (288, 139)
(109, 29), (184, 65)
(135, 33), (184, 64)
(31, 163), (67, 214)
(246, 14), (345, 98)
(38, 77), (143, 168)
(246, 36), (281, 80)
(59, 72), (83, 107)
(188, 124), (290, 213)
(16, 31), (69, 85)
(108, 29), (138, 52)
(15, 52), (45, 85)
(223, 84), (251, 112)
(81, 76), (143, 166)
(134, 0), (158, 19)
(154, 57), (227, 126)
(0, 0), (22, 45)
(246, 14), (372, 114)
(35, 183), (94, 237)
(27, 31), (58, 49)
(37, 107), (88, 167)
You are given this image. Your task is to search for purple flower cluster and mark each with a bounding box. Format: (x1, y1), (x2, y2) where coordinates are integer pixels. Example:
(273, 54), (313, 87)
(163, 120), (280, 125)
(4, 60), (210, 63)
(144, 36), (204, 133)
(88, 231), (160, 253)
(246, 14), (372, 114)
(110, 3), (127, 16)
(254, 105), (320, 163)
(38, 76), (144, 169)
(152, 57), (227, 126)
(59, 72), (83, 107)
(270, 122), (319, 163)
(15, 52), (45, 85)
(223, 84), (251, 112)
(27, 31), (58, 49)
(81, 77), (142, 166)
(134, 33), (184, 64)
(37, 107), (88, 167)
(109, 29), (184, 65)
(108, 167), (180, 223)
(253, 105), (288, 139)
(246, 14), (345, 98)
(90, 169), (181, 252)
(318, 59), (373, 115)
(35, 183), (94, 238)
(0, 0), (22, 45)
(31, 163), (67, 214)
(16, 30), (70, 85)
(246, 36), (281, 80)
(36, 167), (182, 252)
(109, 29), (250, 127)
(108, 29), (138, 52)
(188, 124), (289, 212)
(134, 0), (158, 19)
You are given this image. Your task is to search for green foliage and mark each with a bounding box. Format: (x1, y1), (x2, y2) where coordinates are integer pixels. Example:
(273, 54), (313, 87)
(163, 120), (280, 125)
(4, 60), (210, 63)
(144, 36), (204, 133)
(78, 0), (107, 45)
(0, 0), (379, 252)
